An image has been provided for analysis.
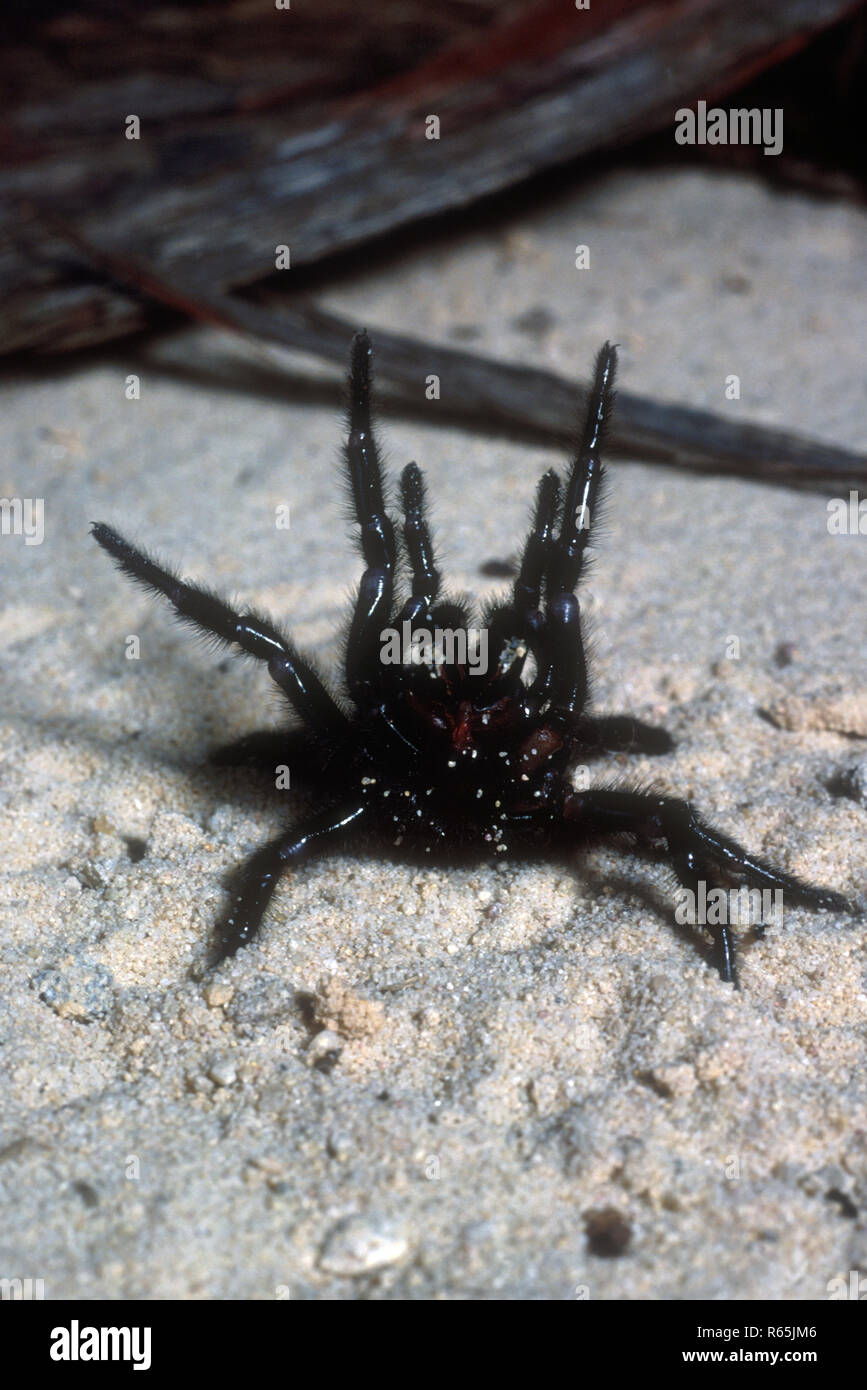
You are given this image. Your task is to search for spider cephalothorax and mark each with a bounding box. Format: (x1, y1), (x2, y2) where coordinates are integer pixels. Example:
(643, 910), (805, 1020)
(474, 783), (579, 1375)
(93, 333), (849, 984)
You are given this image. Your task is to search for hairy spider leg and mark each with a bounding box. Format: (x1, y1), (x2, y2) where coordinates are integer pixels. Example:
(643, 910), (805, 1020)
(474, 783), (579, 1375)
(343, 330), (398, 706)
(484, 468), (561, 695)
(548, 341), (616, 597)
(393, 465), (473, 689)
(215, 801), (366, 959)
(399, 454), (494, 695)
(91, 523), (346, 732)
(387, 460), (470, 703)
(388, 461), (442, 694)
(673, 843), (739, 986)
(534, 342), (617, 720)
(397, 461), (441, 625)
(512, 469), (562, 631)
(563, 788), (851, 984)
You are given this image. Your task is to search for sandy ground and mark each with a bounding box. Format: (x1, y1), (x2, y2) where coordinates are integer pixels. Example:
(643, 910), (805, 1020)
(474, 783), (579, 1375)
(1, 166), (866, 1300)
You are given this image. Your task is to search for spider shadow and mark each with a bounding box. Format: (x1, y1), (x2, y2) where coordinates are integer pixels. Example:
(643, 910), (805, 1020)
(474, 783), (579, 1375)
(2, 663), (304, 827)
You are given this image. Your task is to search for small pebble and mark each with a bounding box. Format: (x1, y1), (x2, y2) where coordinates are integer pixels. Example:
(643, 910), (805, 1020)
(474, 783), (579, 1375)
(319, 1215), (409, 1276)
(204, 982), (234, 1008)
(305, 1030), (343, 1068)
(207, 1055), (237, 1087)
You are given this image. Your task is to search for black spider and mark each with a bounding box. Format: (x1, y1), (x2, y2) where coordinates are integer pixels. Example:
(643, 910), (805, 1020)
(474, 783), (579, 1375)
(92, 334), (850, 985)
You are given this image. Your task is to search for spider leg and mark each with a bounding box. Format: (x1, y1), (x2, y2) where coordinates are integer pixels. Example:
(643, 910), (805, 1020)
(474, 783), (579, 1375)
(485, 469), (561, 690)
(548, 342), (616, 598)
(534, 343), (617, 718)
(387, 462), (445, 696)
(394, 464), (480, 683)
(91, 522), (346, 733)
(577, 714), (675, 756)
(343, 331), (397, 705)
(512, 469), (562, 627)
(672, 844), (739, 985)
(563, 787), (850, 984)
(396, 461), (441, 625)
(214, 801), (366, 961)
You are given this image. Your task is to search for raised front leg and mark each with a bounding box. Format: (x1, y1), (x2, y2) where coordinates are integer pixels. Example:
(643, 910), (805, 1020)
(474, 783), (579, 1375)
(396, 461), (442, 626)
(91, 523), (346, 733)
(485, 468), (561, 693)
(343, 331), (397, 705)
(534, 343), (617, 719)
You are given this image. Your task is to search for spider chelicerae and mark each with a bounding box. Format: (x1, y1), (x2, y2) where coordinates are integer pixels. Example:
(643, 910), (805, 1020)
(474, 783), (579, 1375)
(92, 333), (849, 985)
